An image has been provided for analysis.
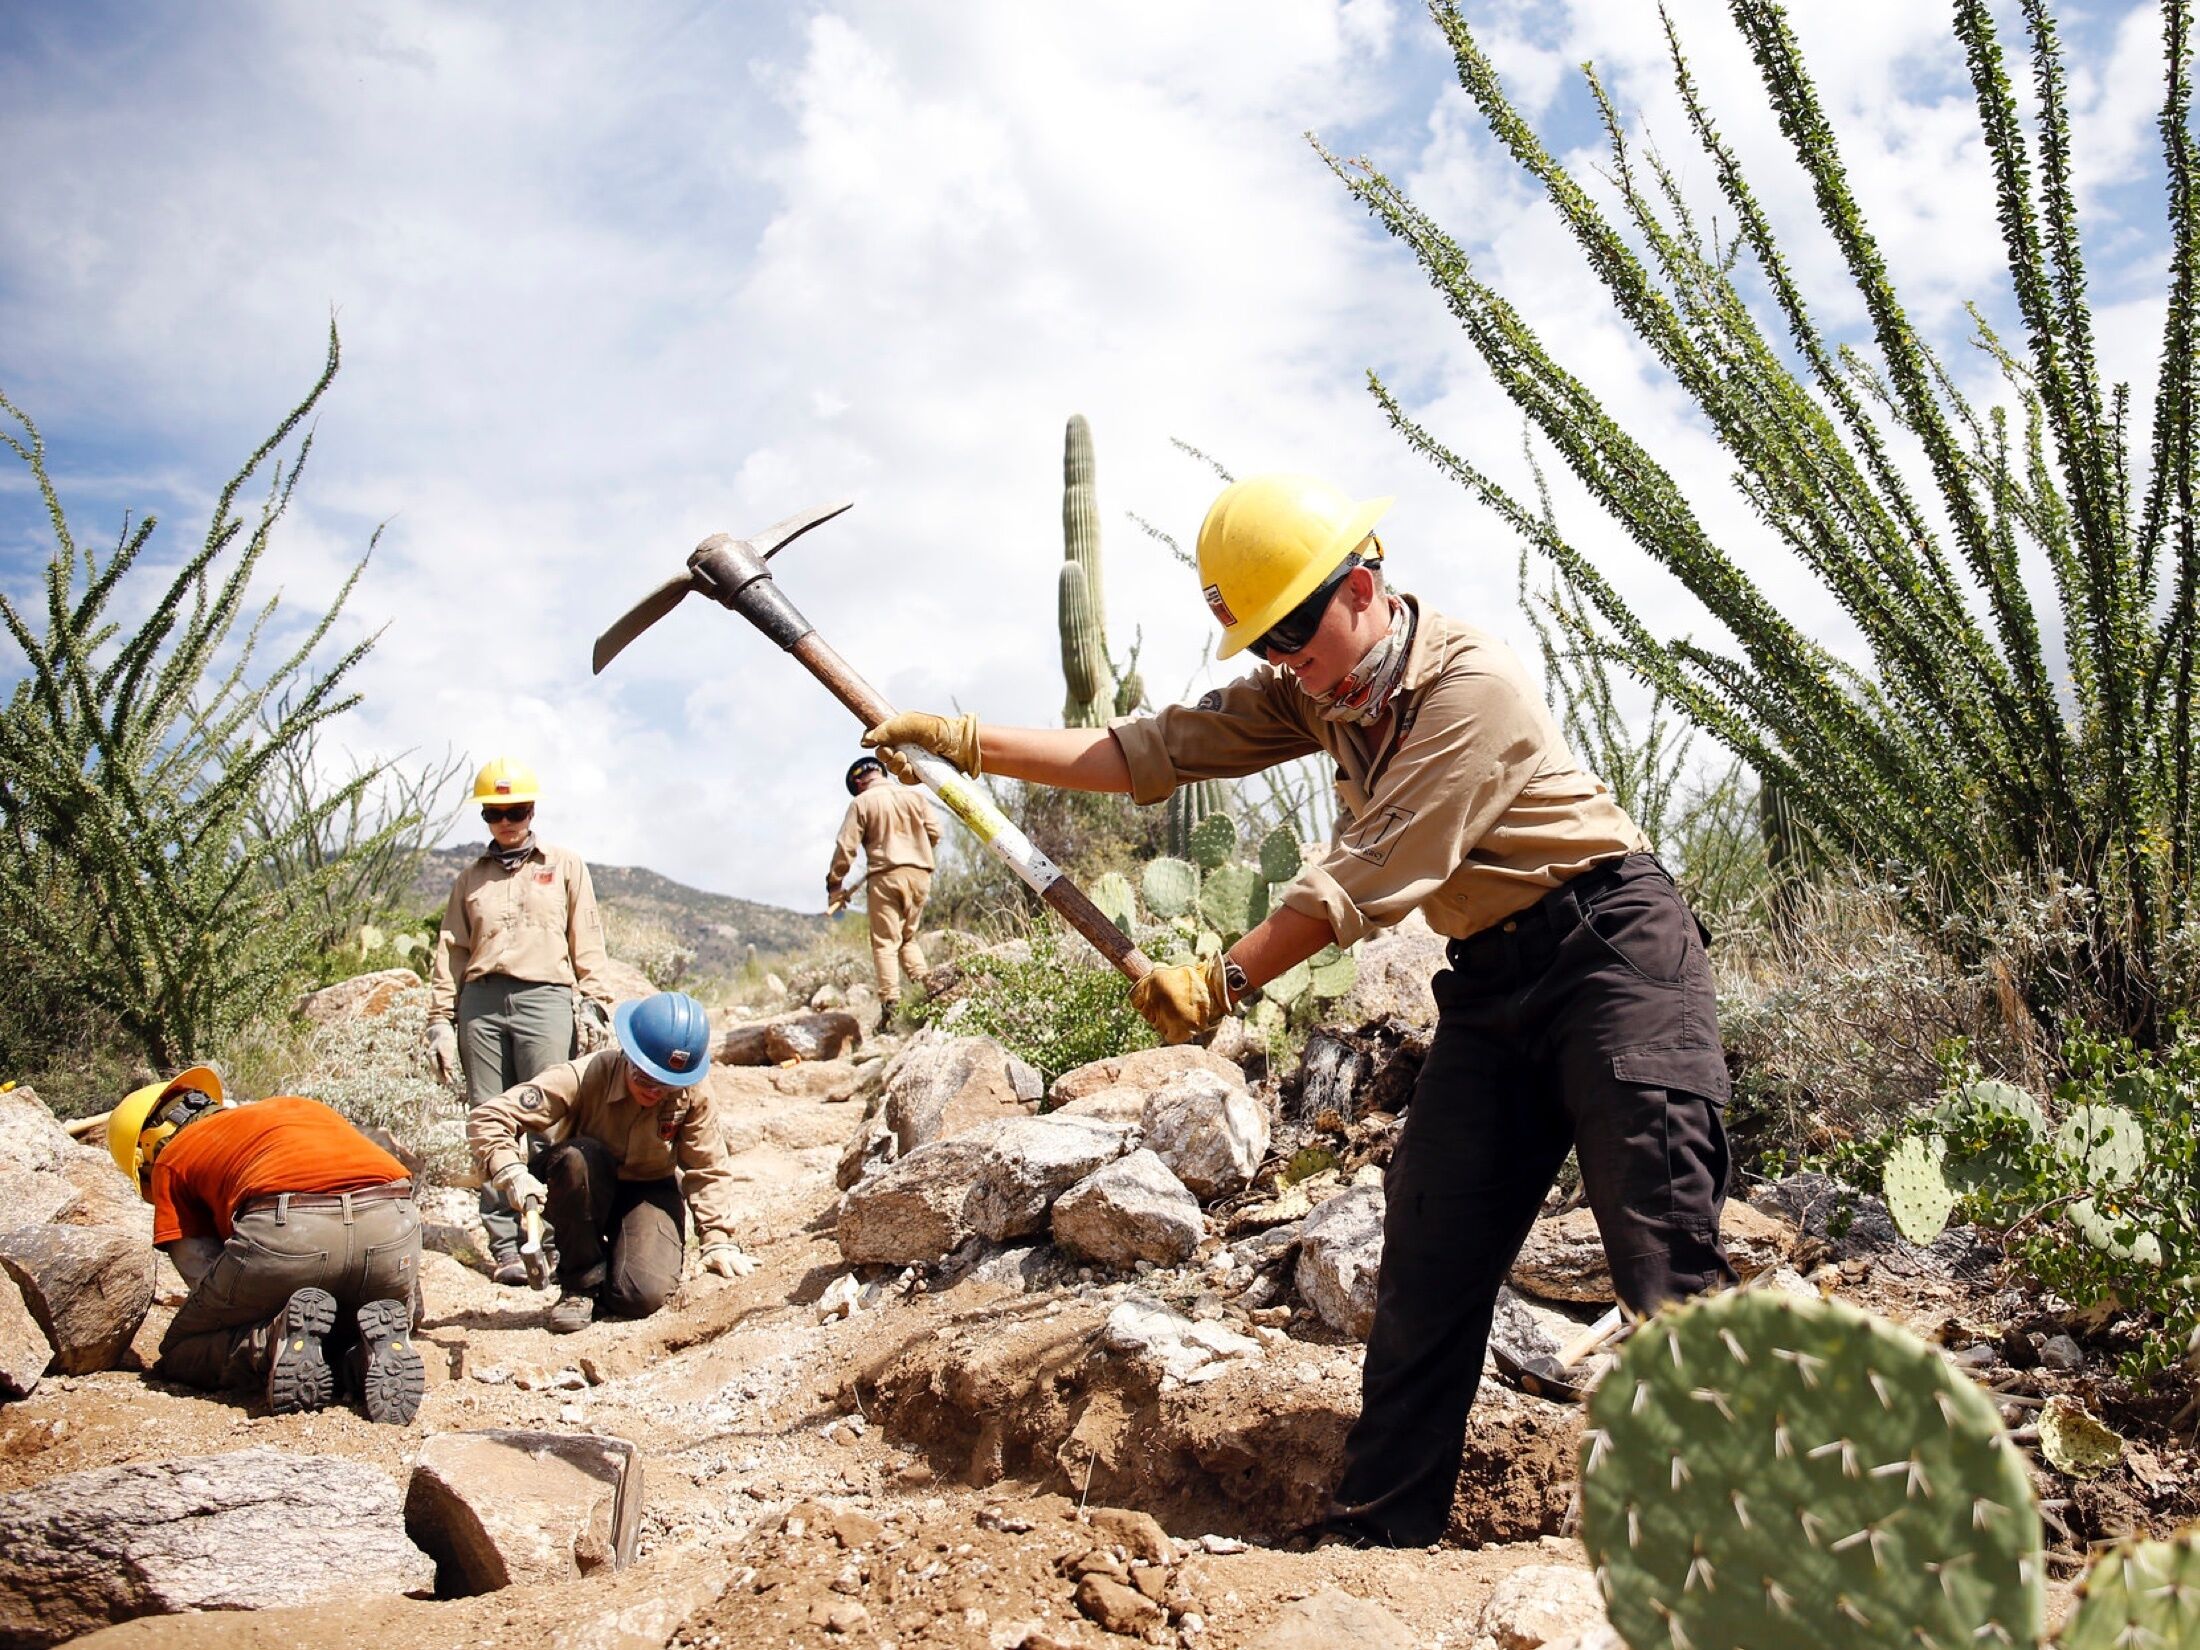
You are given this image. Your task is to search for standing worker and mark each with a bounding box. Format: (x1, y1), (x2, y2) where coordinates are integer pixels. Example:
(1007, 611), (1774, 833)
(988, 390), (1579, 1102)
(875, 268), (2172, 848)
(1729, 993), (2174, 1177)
(825, 754), (943, 1031)
(110, 1067), (425, 1422)
(427, 757), (619, 1286)
(469, 990), (756, 1334)
(864, 473), (1736, 1547)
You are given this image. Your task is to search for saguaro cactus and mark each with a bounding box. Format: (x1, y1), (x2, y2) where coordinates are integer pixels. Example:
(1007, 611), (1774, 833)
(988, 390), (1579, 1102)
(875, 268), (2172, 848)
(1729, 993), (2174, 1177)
(1058, 414), (1118, 727)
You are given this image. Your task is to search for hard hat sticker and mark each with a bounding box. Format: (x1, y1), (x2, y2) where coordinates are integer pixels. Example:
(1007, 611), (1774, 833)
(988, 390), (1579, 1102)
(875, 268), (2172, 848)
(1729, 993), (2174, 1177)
(1202, 584), (1236, 627)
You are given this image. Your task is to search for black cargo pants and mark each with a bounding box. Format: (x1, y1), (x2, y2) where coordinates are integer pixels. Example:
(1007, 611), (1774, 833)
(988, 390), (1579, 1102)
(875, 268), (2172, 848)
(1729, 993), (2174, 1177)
(1329, 852), (1736, 1547)
(540, 1136), (687, 1318)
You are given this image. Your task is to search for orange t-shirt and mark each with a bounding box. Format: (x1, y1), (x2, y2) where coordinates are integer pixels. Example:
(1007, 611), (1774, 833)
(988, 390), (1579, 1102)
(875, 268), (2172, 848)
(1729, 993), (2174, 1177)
(150, 1097), (409, 1245)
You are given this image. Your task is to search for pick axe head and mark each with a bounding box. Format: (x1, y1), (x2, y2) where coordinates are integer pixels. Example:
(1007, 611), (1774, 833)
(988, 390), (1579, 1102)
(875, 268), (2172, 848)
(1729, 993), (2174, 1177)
(592, 499), (853, 675)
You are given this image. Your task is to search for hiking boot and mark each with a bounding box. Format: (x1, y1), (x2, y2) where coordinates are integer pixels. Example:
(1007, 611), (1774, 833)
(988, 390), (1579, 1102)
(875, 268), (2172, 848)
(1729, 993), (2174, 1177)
(490, 1256), (529, 1287)
(352, 1298), (426, 1425)
(876, 999), (898, 1035)
(263, 1287), (338, 1415)
(548, 1289), (596, 1334)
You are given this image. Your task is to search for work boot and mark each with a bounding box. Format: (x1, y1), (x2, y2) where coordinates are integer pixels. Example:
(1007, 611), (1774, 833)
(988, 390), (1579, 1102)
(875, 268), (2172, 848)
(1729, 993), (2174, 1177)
(490, 1255), (529, 1287)
(876, 999), (898, 1035)
(548, 1289), (596, 1334)
(263, 1287), (338, 1415)
(351, 1298), (426, 1425)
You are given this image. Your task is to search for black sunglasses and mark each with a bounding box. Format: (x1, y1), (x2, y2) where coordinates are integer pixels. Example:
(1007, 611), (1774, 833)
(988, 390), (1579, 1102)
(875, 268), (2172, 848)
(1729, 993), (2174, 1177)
(1252, 557), (1358, 662)
(480, 804), (534, 824)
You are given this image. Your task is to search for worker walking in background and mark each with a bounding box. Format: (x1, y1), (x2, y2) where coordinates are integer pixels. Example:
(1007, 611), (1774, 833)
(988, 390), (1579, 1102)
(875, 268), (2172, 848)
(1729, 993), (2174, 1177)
(826, 754), (942, 1031)
(427, 757), (618, 1286)
(469, 989), (756, 1335)
(864, 473), (1735, 1548)
(111, 1067), (426, 1423)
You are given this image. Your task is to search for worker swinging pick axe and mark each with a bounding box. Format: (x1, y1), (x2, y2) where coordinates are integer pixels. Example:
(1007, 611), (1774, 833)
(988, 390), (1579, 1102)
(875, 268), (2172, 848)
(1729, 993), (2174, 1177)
(640, 475), (1732, 1552)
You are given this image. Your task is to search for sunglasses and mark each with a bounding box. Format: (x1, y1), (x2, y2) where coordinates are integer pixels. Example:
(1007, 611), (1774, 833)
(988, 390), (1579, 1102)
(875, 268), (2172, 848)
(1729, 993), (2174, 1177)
(625, 1062), (678, 1101)
(480, 804), (534, 824)
(1251, 559), (1357, 662)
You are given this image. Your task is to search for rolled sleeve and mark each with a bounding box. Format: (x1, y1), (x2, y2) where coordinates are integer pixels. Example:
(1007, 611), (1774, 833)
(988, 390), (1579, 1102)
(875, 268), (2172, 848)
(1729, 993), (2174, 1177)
(1107, 673), (1320, 807)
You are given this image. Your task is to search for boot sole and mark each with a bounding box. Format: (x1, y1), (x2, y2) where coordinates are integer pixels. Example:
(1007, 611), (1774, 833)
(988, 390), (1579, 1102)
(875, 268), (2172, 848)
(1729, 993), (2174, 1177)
(266, 1288), (338, 1415)
(354, 1297), (426, 1425)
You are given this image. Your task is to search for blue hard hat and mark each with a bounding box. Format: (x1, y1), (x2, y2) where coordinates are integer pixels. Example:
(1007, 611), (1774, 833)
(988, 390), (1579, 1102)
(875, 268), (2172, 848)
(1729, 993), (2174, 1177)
(613, 991), (712, 1088)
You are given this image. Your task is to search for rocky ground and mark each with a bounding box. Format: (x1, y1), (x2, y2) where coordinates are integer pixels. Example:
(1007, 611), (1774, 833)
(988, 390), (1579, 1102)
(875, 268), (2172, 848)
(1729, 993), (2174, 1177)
(4, 940), (2198, 1649)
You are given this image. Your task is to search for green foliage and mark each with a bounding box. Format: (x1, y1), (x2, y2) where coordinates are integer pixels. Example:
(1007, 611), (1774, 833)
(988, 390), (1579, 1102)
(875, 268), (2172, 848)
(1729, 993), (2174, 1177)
(1839, 1024), (2200, 1382)
(910, 924), (1156, 1081)
(1089, 870), (1137, 936)
(0, 327), (426, 1068)
(1581, 1290), (2044, 1650)
(2057, 1529), (2200, 1648)
(1141, 857), (1200, 920)
(1258, 826), (1302, 886)
(1188, 811), (1238, 871)
(1324, 0), (2200, 1044)
(1164, 778), (1232, 860)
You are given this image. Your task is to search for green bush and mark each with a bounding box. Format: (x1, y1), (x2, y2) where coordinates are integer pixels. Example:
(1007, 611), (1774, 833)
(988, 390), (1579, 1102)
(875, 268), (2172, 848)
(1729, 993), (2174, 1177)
(910, 924), (1155, 1083)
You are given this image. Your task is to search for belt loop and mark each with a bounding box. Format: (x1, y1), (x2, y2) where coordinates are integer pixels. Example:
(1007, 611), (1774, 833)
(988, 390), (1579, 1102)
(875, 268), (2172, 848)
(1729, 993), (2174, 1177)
(342, 1190), (356, 1226)
(275, 1192), (290, 1226)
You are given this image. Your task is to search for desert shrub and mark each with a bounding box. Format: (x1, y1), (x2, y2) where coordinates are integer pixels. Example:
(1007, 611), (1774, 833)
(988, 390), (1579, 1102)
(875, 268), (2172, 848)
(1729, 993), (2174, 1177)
(602, 907), (695, 989)
(911, 924), (1155, 1082)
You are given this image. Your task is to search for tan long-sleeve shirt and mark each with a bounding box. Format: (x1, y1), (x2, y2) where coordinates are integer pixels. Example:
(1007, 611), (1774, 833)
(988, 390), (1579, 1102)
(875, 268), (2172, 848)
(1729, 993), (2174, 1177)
(829, 786), (942, 886)
(429, 839), (614, 1024)
(1108, 598), (1647, 946)
(468, 1050), (740, 1246)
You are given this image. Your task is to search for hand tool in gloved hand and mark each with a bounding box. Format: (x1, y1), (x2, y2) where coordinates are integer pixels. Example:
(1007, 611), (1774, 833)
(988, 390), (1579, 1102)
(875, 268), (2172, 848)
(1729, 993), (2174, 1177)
(519, 1200), (552, 1290)
(592, 502), (1153, 986)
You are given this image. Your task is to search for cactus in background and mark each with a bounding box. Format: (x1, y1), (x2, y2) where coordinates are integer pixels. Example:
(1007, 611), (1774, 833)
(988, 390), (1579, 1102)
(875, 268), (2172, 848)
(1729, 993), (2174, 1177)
(1089, 871), (1136, 937)
(1881, 1133), (1956, 1245)
(1166, 780), (1231, 859)
(1933, 1077), (2047, 1197)
(1058, 414), (1117, 728)
(1141, 857), (1199, 921)
(1259, 826), (1303, 885)
(2056, 1104), (2146, 1186)
(2056, 1528), (2200, 1648)
(1307, 943), (1357, 1000)
(1580, 1290), (2044, 1650)
(1188, 812), (1239, 871)
(1200, 862), (1266, 939)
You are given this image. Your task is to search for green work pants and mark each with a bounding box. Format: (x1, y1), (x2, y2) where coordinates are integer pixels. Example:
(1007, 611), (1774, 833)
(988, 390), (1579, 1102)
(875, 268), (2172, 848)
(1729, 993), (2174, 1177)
(459, 974), (575, 1259)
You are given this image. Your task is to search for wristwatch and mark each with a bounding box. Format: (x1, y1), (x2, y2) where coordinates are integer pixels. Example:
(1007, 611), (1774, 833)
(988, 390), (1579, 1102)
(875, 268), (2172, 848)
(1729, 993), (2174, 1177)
(1221, 957), (1250, 1006)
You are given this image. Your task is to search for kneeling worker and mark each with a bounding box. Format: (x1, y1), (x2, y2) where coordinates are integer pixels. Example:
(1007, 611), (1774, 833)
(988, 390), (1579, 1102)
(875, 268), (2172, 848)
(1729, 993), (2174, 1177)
(111, 1068), (426, 1422)
(469, 990), (755, 1334)
(826, 753), (942, 1030)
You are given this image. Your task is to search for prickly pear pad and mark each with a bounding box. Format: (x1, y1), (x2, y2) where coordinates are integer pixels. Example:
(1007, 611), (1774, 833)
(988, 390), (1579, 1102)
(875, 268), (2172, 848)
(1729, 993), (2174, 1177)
(2056, 1527), (2200, 1650)
(1580, 1291), (2042, 1650)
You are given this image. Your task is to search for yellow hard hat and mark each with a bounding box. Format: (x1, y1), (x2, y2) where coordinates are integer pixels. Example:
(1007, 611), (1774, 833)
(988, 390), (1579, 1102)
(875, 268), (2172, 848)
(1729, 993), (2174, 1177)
(1195, 474), (1392, 660)
(108, 1065), (224, 1194)
(471, 757), (540, 806)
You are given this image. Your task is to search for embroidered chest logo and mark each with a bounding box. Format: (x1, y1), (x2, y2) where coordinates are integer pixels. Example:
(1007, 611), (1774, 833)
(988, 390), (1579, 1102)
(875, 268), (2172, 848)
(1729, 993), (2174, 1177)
(534, 869), (555, 885)
(1341, 804), (1416, 867)
(1201, 584), (1237, 628)
(657, 1101), (690, 1141)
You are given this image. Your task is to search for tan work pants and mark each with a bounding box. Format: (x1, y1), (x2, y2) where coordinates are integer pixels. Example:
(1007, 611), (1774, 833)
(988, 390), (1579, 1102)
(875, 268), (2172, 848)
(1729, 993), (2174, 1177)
(866, 866), (931, 1000)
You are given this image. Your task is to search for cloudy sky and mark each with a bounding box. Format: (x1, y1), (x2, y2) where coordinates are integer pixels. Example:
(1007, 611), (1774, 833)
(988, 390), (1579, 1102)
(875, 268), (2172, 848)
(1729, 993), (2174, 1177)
(0, 1), (2172, 912)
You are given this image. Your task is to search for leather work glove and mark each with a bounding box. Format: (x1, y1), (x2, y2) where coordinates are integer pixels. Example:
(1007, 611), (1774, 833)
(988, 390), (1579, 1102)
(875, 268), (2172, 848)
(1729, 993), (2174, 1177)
(702, 1243), (758, 1279)
(428, 1021), (461, 1088)
(493, 1163), (549, 1212)
(574, 997), (613, 1055)
(1130, 955), (1234, 1046)
(862, 711), (980, 784)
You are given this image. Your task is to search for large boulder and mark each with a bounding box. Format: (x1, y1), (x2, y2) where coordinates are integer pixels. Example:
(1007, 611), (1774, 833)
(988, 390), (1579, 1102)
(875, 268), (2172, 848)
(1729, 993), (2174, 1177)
(834, 1032), (1033, 1191)
(405, 1429), (643, 1595)
(716, 1011), (861, 1066)
(0, 1225), (152, 1374)
(291, 967), (424, 1024)
(1049, 1045), (1246, 1107)
(1295, 1186), (1384, 1340)
(1140, 1069), (1270, 1200)
(591, 958), (657, 1005)
(0, 1449), (434, 1645)
(1509, 1201), (1797, 1305)
(0, 1087), (145, 1239)
(1050, 1150), (1203, 1268)
(1338, 913), (1447, 1027)
(836, 1115), (1132, 1264)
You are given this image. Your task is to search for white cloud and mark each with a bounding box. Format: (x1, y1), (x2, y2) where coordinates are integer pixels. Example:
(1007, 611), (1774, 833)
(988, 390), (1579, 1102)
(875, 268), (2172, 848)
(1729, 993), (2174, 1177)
(0, 0), (2172, 915)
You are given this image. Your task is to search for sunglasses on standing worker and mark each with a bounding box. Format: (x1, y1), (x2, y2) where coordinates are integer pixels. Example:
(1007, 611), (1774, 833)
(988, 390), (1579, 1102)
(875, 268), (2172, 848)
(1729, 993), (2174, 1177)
(1250, 553), (1365, 662)
(480, 803), (534, 825)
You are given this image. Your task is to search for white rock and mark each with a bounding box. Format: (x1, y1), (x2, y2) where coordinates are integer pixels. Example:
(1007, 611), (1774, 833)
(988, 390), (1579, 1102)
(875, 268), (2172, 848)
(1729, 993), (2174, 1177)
(1141, 1070), (1271, 1201)
(1099, 1297), (1260, 1385)
(1477, 1563), (1605, 1648)
(1052, 1151), (1204, 1268)
(836, 1115), (1133, 1265)
(1294, 1186), (1385, 1340)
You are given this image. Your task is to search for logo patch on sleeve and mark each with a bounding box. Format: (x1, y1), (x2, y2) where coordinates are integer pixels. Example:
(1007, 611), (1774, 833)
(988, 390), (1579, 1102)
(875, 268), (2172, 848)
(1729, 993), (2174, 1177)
(1340, 804), (1415, 867)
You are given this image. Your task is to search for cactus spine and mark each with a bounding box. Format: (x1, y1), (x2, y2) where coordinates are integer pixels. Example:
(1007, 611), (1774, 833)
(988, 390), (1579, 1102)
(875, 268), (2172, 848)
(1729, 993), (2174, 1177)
(1058, 414), (1117, 727)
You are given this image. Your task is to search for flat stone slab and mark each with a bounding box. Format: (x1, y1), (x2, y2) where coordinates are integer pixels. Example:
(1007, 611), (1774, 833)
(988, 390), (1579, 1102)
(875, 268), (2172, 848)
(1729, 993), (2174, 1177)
(405, 1429), (643, 1594)
(0, 1448), (434, 1646)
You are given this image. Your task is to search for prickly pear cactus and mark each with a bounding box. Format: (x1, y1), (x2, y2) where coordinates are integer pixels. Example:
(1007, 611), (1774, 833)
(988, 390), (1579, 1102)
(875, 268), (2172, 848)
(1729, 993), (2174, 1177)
(1580, 1291), (2043, 1650)
(1308, 942), (1357, 1001)
(1188, 811), (1239, 870)
(1933, 1077), (2047, 1197)
(1882, 1133), (1956, 1245)
(1165, 780), (1230, 859)
(2066, 1196), (2162, 1265)
(2056, 1526), (2200, 1649)
(1089, 870), (1135, 937)
(2055, 1103), (2146, 1187)
(1141, 857), (1199, 921)
(1258, 826), (1303, 885)
(1265, 956), (1311, 1007)
(1199, 862), (1266, 937)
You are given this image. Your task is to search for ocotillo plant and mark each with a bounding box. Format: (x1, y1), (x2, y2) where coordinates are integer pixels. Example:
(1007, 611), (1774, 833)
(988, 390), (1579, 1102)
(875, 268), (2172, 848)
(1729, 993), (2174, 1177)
(1322, 0), (2200, 1046)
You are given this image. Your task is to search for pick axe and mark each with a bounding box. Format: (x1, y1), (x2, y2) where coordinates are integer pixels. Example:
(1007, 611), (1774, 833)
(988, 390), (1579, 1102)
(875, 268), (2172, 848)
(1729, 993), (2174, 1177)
(593, 502), (1154, 984)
